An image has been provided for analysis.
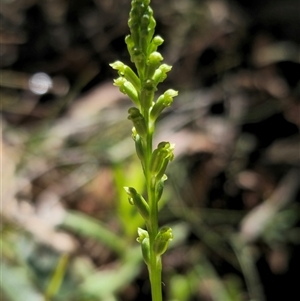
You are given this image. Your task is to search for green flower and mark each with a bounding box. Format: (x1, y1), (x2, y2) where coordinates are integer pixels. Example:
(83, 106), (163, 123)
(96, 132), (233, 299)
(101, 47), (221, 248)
(110, 61), (141, 91)
(148, 36), (164, 54)
(124, 187), (149, 220)
(137, 228), (150, 265)
(155, 174), (168, 202)
(150, 142), (175, 181)
(145, 52), (164, 79)
(150, 89), (178, 121)
(128, 107), (147, 138)
(113, 77), (139, 106)
(132, 128), (145, 166)
(153, 227), (173, 256)
(152, 63), (172, 86)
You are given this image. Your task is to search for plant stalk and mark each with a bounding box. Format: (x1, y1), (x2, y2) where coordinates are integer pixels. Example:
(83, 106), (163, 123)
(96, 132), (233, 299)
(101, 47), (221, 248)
(145, 116), (162, 301)
(110, 1), (177, 300)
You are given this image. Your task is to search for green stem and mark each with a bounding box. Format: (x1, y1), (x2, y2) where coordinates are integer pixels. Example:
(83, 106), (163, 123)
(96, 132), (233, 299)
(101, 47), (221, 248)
(149, 255), (162, 301)
(144, 111), (162, 301)
(148, 184), (163, 301)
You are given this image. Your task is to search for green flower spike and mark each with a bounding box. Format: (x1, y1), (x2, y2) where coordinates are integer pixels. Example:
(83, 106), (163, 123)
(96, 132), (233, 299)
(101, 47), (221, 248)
(110, 1), (178, 300)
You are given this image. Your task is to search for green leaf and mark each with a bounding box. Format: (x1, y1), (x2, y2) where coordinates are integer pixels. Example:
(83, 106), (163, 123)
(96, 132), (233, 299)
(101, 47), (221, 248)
(61, 211), (126, 256)
(45, 253), (69, 301)
(78, 247), (142, 299)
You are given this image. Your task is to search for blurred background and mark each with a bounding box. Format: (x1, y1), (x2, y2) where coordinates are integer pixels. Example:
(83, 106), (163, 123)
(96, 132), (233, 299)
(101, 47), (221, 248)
(1, 0), (300, 300)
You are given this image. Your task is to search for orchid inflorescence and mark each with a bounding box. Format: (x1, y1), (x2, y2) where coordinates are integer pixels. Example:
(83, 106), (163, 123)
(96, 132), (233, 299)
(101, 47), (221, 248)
(110, 1), (178, 300)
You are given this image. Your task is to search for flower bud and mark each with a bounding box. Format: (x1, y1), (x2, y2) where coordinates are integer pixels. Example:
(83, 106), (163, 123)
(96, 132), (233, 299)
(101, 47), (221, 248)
(150, 142), (175, 180)
(148, 36), (164, 54)
(129, 3), (144, 33)
(143, 79), (156, 92)
(155, 174), (168, 202)
(141, 79), (156, 109)
(153, 227), (173, 256)
(128, 107), (147, 138)
(150, 89), (178, 121)
(141, 14), (150, 29)
(124, 187), (149, 220)
(140, 31), (149, 54)
(128, 24), (139, 47)
(137, 228), (150, 265)
(147, 51), (164, 66)
(148, 11), (156, 28)
(146, 51), (163, 78)
(113, 77), (139, 106)
(155, 159), (169, 182)
(147, 13), (156, 41)
(125, 35), (135, 57)
(132, 128), (145, 167)
(132, 47), (144, 63)
(152, 64), (172, 86)
(137, 227), (148, 243)
(110, 61), (141, 91)
(109, 60), (124, 72)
